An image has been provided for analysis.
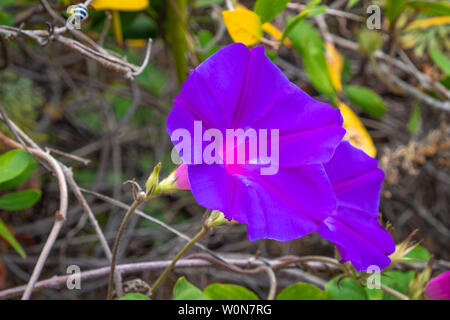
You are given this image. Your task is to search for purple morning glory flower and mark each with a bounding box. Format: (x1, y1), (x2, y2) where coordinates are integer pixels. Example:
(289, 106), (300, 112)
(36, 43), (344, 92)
(167, 43), (345, 241)
(166, 43), (394, 270)
(425, 271), (450, 300)
(317, 141), (395, 271)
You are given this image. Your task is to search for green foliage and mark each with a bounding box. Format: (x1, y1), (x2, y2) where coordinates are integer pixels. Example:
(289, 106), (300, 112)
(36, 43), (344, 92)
(343, 85), (387, 118)
(253, 0), (290, 24)
(356, 28), (383, 58)
(406, 1), (450, 17)
(404, 245), (431, 264)
(326, 277), (369, 300)
(289, 21), (336, 102)
(0, 149), (40, 257)
(173, 278), (261, 300)
(194, 0), (224, 8)
(0, 156), (37, 191)
(407, 103), (421, 134)
(281, 3), (327, 43)
(204, 283), (259, 300)
(385, 0), (406, 26)
(0, 9), (12, 25)
(430, 47), (450, 76)
(173, 277), (209, 300)
(119, 293), (151, 300)
(379, 271), (416, 300)
(0, 189), (41, 211)
(277, 282), (333, 300)
(120, 12), (158, 39)
(347, 0), (361, 10)
(0, 218), (26, 258)
(0, 149), (32, 184)
(196, 30), (219, 62)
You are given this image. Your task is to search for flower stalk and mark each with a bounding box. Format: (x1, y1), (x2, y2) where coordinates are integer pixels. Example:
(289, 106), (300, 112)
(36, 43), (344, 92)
(106, 197), (144, 300)
(151, 209), (212, 297)
(107, 163), (161, 299)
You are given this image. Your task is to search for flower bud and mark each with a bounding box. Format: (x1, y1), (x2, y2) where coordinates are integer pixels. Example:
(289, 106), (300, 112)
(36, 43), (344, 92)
(145, 162), (161, 198)
(155, 163), (190, 194)
(207, 210), (238, 228)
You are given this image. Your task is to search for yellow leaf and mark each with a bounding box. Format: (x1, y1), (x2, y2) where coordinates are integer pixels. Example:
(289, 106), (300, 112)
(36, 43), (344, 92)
(339, 103), (377, 157)
(125, 39), (147, 48)
(111, 10), (123, 46)
(262, 22), (293, 47)
(91, 0), (149, 11)
(325, 42), (343, 93)
(406, 16), (450, 30)
(222, 9), (263, 46)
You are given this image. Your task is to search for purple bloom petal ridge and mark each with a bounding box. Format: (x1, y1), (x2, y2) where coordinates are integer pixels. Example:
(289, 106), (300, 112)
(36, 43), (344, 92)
(317, 141), (395, 271)
(425, 271), (450, 300)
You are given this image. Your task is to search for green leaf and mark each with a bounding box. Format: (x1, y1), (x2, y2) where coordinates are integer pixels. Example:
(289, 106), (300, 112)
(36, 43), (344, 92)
(204, 283), (259, 300)
(0, 149), (32, 184)
(347, 0), (361, 9)
(343, 85), (387, 118)
(325, 277), (369, 300)
(173, 277), (209, 300)
(385, 0), (406, 25)
(407, 103), (421, 134)
(430, 48), (450, 76)
(356, 28), (383, 58)
(119, 293), (150, 300)
(363, 270), (416, 300)
(289, 21), (336, 101)
(406, 1), (450, 17)
(253, 0), (290, 24)
(404, 245), (431, 264)
(0, 218), (26, 258)
(0, 10), (13, 25)
(0, 189), (41, 211)
(277, 282), (333, 300)
(0, 154), (37, 190)
(281, 5), (327, 43)
(197, 30), (219, 62)
(194, 0), (224, 8)
(379, 271), (415, 300)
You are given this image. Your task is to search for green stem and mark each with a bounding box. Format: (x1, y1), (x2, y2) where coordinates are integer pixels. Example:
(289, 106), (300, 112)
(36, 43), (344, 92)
(151, 215), (210, 296)
(380, 284), (410, 300)
(107, 199), (142, 300)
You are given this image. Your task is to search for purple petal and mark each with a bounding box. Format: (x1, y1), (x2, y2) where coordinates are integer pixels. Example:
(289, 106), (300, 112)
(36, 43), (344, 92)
(169, 43), (250, 132)
(425, 271), (450, 300)
(324, 141), (384, 214)
(251, 82), (345, 167)
(222, 164), (336, 241)
(167, 44), (345, 167)
(317, 141), (395, 271)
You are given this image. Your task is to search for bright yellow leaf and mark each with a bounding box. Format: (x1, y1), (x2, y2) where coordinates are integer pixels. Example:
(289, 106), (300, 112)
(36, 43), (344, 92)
(262, 22), (293, 47)
(222, 9), (263, 46)
(325, 42), (343, 93)
(406, 16), (450, 30)
(339, 103), (377, 157)
(91, 0), (149, 11)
